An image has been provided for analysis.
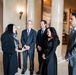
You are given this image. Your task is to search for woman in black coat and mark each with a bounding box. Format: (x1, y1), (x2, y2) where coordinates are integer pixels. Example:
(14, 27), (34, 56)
(1, 24), (25, 75)
(40, 27), (60, 75)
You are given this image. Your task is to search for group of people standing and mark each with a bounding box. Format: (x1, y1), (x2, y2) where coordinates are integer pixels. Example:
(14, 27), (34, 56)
(1, 19), (60, 75)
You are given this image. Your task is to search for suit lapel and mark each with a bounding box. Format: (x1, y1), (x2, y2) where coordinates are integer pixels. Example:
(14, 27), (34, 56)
(40, 30), (42, 37)
(68, 31), (76, 51)
(24, 29), (31, 38)
(24, 29), (28, 37)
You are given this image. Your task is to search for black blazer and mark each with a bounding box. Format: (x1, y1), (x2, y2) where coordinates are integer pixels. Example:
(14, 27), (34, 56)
(36, 29), (47, 51)
(1, 32), (16, 54)
(40, 38), (60, 75)
(65, 31), (76, 67)
(21, 28), (36, 52)
(1, 32), (18, 75)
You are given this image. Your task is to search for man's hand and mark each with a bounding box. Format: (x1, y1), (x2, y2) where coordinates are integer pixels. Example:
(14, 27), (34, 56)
(24, 45), (30, 50)
(22, 47), (26, 52)
(26, 46), (30, 50)
(42, 54), (46, 60)
(37, 45), (42, 51)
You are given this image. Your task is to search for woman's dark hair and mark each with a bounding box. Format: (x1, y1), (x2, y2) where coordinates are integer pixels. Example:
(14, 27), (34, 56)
(47, 27), (60, 45)
(47, 27), (57, 38)
(5, 24), (14, 34)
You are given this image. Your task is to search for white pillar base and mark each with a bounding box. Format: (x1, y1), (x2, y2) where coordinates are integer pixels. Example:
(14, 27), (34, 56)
(58, 56), (65, 64)
(0, 46), (2, 52)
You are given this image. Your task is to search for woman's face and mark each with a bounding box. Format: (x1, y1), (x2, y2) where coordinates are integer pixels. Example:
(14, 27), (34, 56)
(13, 25), (17, 33)
(47, 28), (52, 37)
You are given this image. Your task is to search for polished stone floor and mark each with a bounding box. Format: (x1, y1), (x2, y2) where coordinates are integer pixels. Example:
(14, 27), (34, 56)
(0, 45), (68, 75)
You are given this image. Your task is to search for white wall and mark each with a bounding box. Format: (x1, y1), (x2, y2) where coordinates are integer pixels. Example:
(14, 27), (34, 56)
(34, 0), (42, 31)
(64, 0), (76, 9)
(3, 0), (26, 46)
(0, 2), (3, 49)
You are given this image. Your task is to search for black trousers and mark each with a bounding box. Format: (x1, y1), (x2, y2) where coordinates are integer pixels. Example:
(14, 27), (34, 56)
(22, 51), (34, 72)
(68, 64), (73, 75)
(38, 51), (43, 71)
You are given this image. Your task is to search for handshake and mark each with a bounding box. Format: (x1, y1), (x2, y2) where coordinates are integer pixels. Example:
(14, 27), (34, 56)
(15, 45), (30, 53)
(24, 45), (30, 50)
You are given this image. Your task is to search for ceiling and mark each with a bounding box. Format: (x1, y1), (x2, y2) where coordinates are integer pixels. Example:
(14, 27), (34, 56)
(49, 0), (76, 5)
(43, 0), (76, 7)
(0, 0), (3, 3)
(44, 0), (51, 7)
(70, 0), (76, 4)
(0, 0), (76, 4)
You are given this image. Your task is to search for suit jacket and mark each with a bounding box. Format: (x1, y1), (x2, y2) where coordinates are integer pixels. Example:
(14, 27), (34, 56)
(66, 31), (76, 66)
(21, 28), (36, 53)
(36, 29), (47, 52)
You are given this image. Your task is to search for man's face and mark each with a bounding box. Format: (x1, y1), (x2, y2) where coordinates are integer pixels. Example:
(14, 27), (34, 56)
(70, 15), (76, 28)
(40, 21), (46, 29)
(27, 21), (32, 29)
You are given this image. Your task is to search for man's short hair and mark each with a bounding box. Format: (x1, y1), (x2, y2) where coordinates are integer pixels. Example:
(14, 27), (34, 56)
(27, 20), (33, 25)
(72, 13), (76, 18)
(41, 20), (47, 24)
(27, 20), (32, 23)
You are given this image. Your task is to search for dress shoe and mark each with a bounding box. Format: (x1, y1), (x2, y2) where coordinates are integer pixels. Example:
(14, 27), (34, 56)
(36, 71), (40, 74)
(30, 74), (33, 75)
(30, 71), (33, 75)
(21, 70), (25, 74)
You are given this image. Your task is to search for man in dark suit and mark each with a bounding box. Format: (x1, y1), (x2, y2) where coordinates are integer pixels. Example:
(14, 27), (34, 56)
(21, 20), (36, 75)
(36, 20), (47, 74)
(65, 13), (76, 75)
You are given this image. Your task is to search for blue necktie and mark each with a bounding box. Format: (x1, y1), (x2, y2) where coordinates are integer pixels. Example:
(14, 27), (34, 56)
(71, 29), (75, 34)
(41, 30), (44, 34)
(27, 29), (30, 36)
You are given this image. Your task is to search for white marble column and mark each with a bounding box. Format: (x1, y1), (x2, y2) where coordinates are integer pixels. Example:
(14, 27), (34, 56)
(26, 0), (42, 31)
(51, 0), (64, 62)
(34, 0), (42, 31)
(27, 0), (35, 28)
(0, 2), (3, 52)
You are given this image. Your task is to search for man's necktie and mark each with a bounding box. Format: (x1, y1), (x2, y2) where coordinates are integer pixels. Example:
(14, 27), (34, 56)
(71, 29), (75, 34)
(41, 30), (44, 34)
(27, 29), (30, 36)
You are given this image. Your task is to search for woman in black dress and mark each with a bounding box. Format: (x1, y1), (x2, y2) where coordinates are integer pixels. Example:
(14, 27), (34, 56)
(1, 24), (25, 75)
(41, 27), (60, 75)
